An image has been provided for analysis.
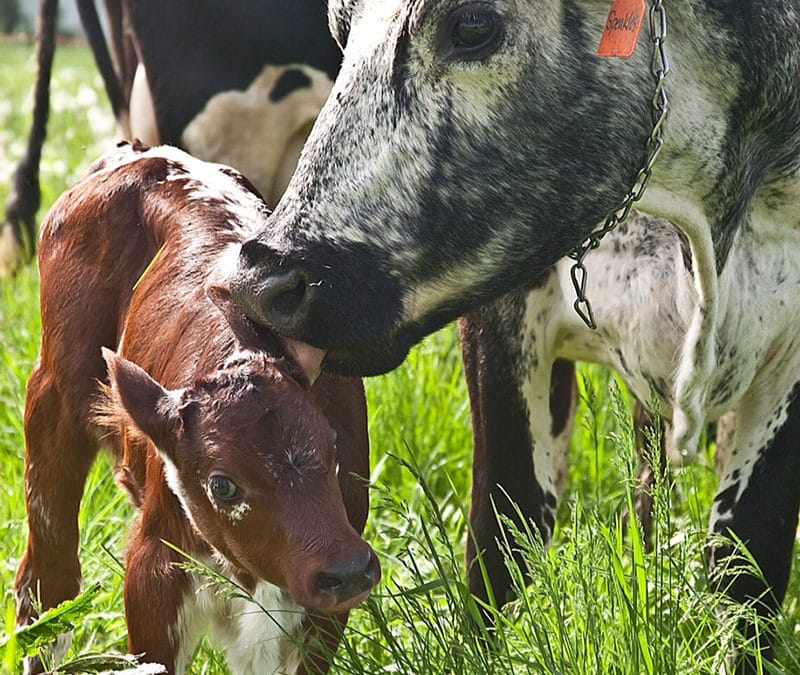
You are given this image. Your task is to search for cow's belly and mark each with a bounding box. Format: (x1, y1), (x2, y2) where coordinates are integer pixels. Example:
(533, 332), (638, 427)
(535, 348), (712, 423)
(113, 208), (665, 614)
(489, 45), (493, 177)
(546, 213), (800, 424)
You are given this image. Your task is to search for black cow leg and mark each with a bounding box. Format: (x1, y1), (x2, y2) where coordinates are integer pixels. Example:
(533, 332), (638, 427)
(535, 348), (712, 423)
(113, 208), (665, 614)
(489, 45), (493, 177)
(460, 284), (576, 616)
(627, 400), (668, 549)
(708, 380), (800, 673)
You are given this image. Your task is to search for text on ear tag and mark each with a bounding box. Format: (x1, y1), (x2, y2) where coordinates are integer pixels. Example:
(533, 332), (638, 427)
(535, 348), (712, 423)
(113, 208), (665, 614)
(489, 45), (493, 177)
(597, 0), (646, 58)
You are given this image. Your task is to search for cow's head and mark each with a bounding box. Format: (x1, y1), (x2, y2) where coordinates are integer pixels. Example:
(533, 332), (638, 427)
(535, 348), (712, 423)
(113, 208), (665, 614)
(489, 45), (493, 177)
(101, 345), (379, 613)
(230, 0), (654, 375)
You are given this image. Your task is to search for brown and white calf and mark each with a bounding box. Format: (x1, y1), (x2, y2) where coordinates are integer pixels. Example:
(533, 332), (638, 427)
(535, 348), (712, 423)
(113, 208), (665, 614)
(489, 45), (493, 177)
(16, 142), (379, 674)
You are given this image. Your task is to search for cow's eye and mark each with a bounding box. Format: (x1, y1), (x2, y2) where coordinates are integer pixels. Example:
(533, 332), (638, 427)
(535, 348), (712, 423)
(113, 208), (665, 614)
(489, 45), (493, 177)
(208, 474), (242, 503)
(447, 6), (502, 61)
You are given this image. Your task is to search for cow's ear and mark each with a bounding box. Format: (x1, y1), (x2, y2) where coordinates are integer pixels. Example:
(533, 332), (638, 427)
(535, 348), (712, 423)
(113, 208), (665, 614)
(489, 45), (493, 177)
(328, 0), (356, 50)
(207, 283), (282, 354)
(102, 348), (183, 452)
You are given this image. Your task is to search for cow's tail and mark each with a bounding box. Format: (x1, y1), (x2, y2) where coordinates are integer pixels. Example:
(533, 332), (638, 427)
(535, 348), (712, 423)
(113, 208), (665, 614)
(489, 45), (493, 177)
(76, 0), (131, 125)
(0, 0), (58, 276)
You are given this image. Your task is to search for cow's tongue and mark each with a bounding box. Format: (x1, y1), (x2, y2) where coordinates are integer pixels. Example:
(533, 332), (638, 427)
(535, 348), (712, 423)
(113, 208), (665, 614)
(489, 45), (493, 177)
(284, 338), (326, 384)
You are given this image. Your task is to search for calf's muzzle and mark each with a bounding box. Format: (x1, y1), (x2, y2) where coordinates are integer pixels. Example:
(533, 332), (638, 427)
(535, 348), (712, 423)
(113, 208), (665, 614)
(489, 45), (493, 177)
(314, 549), (380, 611)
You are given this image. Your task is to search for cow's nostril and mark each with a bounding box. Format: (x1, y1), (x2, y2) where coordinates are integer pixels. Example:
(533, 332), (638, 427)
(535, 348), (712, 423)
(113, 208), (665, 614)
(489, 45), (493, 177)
(271, 271), (308, 320)
(231, 238), (313, 330)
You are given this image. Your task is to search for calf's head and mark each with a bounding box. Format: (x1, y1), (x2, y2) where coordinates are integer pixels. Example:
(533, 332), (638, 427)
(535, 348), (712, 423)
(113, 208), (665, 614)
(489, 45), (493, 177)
(230, 0), (654, 375)
(101, 346), (379, 613)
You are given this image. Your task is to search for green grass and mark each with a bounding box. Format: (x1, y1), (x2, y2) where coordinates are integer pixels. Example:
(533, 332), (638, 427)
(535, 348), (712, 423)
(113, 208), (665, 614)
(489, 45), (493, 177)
(1, 41), (799, 674)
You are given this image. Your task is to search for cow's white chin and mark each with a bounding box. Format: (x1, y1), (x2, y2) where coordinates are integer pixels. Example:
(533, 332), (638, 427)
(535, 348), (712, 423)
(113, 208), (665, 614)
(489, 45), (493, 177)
(284, 338), (326, 384)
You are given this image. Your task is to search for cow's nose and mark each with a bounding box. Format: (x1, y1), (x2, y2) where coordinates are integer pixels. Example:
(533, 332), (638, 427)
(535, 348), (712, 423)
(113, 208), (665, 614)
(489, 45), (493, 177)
(315, 549), (380, 604)
(232, 239), (312, 331)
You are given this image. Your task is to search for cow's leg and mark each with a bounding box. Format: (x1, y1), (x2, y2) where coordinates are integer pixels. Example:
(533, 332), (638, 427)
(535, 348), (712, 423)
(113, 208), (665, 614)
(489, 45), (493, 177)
(714, 410), (736, 473)
(708, 380), (800, 672)
(0, 0), (58, 275)
(128, 65), (159, 145)
(461, 286), (575, 611)
(629, 401), (668, 549)
(631, 409), (736, 549)
(16, 366), (99, 674)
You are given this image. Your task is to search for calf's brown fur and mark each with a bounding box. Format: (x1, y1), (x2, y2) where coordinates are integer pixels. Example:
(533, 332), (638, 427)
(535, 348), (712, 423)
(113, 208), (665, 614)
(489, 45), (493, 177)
(16, 142), (378, 674)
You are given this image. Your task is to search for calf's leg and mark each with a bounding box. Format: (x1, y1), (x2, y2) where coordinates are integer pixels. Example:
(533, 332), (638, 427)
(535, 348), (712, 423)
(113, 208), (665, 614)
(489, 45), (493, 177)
(16, 366), (99, 673)
(311, 374), (370, 535)
(294, 612), (349, 675)
(125, 525), (190, 673)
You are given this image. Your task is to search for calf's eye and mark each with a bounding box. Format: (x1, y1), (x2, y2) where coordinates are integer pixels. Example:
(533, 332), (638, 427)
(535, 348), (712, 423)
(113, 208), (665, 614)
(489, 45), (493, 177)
(208, 474), (242, 503)
(447, 6), (503, 60)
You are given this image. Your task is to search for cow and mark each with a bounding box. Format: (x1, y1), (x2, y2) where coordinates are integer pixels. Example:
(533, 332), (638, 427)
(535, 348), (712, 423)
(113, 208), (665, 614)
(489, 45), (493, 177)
(227, 2), (800, 671)
(0, 0), (340, 275)
(16, 142), (379, 675)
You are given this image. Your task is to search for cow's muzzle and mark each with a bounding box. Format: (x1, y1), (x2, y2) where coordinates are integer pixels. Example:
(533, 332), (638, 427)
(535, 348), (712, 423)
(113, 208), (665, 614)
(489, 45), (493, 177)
(229, 236), (417, 375)
(232, 239), (312, 334)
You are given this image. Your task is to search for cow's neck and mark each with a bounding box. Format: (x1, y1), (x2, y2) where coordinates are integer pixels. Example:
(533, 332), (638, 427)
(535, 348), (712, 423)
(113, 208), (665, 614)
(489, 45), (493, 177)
(610, 1), (800, 461)
(630, 0), (800, 258)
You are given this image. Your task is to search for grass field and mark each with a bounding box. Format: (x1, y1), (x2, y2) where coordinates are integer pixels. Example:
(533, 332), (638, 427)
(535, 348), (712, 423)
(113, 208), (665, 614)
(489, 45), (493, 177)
(1, 42), (799, 674)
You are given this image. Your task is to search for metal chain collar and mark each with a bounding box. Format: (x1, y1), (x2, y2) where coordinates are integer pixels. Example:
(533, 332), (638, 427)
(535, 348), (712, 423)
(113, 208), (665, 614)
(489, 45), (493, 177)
(568, 0), (670, 329)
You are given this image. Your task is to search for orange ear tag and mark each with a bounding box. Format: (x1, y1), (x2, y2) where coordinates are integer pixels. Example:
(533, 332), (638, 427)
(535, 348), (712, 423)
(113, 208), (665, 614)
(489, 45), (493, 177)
(597, 0), (647, 58)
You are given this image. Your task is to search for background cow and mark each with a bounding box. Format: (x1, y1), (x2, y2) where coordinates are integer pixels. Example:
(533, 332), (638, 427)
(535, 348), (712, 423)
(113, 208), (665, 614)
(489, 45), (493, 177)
(0, 0), (340, 274)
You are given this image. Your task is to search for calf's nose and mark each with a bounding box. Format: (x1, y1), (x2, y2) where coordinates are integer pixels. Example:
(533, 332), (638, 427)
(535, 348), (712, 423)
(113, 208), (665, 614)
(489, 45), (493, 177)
(231, 238), (313, 333)
(315, 549), (381, 609)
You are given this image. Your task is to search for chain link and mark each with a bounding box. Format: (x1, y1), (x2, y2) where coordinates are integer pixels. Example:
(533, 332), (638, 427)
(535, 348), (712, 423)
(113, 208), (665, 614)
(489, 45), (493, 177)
(568, 0), (669, 329)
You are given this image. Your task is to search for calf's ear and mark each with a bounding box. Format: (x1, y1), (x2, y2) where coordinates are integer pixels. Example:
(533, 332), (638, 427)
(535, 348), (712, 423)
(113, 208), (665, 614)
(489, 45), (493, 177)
(101, 347), (184, 452)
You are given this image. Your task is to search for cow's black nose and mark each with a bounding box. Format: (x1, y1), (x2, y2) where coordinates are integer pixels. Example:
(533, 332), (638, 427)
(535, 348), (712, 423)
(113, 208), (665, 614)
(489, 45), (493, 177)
(315, 550), (380, 602)
(232, 239), (312, 331)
